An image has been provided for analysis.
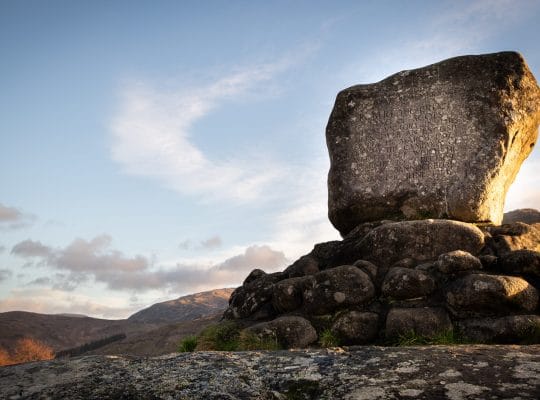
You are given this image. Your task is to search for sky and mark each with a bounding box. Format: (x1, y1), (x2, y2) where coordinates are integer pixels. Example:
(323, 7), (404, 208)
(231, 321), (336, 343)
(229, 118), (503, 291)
(1, 0), (539, 319)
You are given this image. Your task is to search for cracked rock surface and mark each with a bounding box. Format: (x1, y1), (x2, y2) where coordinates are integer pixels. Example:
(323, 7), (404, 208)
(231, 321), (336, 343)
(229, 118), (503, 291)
(1, 345), (539, 399)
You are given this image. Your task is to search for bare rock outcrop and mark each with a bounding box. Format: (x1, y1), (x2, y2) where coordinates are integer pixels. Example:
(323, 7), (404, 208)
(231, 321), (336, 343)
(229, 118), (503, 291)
(1, 346), (539, 399)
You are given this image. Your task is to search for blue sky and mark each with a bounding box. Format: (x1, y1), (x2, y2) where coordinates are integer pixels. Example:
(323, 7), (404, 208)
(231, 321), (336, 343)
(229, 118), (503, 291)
(1, 0), (539, 318)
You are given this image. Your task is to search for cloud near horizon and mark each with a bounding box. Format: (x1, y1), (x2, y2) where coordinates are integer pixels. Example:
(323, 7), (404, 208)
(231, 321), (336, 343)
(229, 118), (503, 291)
(0, 287), (141, 319)
(0, 203), (36, 230)
(10, 235), (287, 293)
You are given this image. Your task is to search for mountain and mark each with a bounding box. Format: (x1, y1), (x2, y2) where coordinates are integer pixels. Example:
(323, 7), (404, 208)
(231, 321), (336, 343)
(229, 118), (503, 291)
(128, 288), (234, 324)
(0, 288), (234, 357)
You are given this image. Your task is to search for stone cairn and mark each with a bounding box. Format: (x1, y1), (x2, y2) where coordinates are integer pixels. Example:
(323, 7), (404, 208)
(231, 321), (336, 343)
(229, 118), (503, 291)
(223, 52), (540, 348)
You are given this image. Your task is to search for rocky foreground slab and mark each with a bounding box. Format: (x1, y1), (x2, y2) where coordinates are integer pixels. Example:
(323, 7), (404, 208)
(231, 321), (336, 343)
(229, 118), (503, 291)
(1, 345), (539, 399)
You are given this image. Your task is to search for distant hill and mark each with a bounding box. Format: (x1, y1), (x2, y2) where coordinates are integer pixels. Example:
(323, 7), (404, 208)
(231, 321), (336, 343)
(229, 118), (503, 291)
(128, 288), (234, 324)
(89, 313), (223, 356)
(0, 288), (234, 357)
(0, 311), (139, 353)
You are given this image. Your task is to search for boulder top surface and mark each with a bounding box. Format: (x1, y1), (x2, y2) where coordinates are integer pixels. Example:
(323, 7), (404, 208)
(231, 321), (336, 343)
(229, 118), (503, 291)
(327, 51), (540, 236)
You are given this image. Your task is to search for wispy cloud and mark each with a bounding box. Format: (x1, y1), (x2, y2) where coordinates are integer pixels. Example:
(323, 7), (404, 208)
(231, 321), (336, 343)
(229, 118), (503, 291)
(0, 203), (36, 230)
(109, 57), (303, 203)
(341, 0), (539, 85)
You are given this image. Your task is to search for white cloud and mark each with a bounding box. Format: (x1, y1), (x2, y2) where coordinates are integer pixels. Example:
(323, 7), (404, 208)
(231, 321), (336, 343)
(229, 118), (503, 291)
(110, 60), (298, 203)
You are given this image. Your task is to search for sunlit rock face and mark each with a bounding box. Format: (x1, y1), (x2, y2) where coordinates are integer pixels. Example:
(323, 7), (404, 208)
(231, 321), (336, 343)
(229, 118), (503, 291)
(327, 51), (540, 236)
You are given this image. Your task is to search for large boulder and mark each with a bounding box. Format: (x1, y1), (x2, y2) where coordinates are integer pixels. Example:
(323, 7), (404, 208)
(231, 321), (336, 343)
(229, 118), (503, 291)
(327, 51), (540, 236)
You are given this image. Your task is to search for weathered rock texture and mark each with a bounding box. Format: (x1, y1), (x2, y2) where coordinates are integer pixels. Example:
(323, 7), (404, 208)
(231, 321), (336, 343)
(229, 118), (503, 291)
(327, 51), (540, 236)
(1, 346), (539, 399)
(225, 219), (540, 347)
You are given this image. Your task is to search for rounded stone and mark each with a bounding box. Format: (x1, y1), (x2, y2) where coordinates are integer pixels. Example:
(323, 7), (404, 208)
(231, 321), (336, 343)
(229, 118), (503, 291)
(446, 273), (539, 316)
(356, 219), (485, 267)
(272, 276), (315, 313)
(497, 250), (540, 277)
(303, 265), (375, 315)
(437, 250), (483, 274)
(331, 311), (379, 345)
(246, 316), (318, 349)
(385, 307), (452, 338)
(381, 267), (435, 300)
(457, 315), (540, 343)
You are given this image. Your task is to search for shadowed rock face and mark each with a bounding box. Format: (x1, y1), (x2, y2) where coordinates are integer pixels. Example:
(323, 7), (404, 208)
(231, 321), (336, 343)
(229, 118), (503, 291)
(327, 51), (540, 236)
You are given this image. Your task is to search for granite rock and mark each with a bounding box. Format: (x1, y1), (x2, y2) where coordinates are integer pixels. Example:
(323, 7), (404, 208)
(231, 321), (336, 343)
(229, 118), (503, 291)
(303, 265), (375, 315)
(327, 51), (540, 235)
(381, 267), (436, 299)
(2, 346), (540, 399)
(457, 315), (540, 343)
(246, 316), (317, 348)
(385, 307), (453, 338)
(331, 311), (379, 344)
(356, 219), (485, 267)
(437, 250), (483, 274)
(446, 273), (539, 316)
(486, 222), (540, 255)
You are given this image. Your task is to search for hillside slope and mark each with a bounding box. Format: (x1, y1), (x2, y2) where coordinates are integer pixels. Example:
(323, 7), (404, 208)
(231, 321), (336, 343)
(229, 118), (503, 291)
(128, 288), (233, 324)
(0, 289), (234, 355)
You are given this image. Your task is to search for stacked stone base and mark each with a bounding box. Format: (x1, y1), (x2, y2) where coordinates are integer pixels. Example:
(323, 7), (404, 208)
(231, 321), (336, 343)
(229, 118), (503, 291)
(224, 219), (540, 348)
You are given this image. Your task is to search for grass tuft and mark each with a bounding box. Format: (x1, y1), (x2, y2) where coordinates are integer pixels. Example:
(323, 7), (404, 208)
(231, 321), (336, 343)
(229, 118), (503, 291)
(195, 322), (283, 351)
(177, 335), (198, 352)
(319, 328), (340, 348)
(393, 329), (467, 346)
(196, 321), (240, 351)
